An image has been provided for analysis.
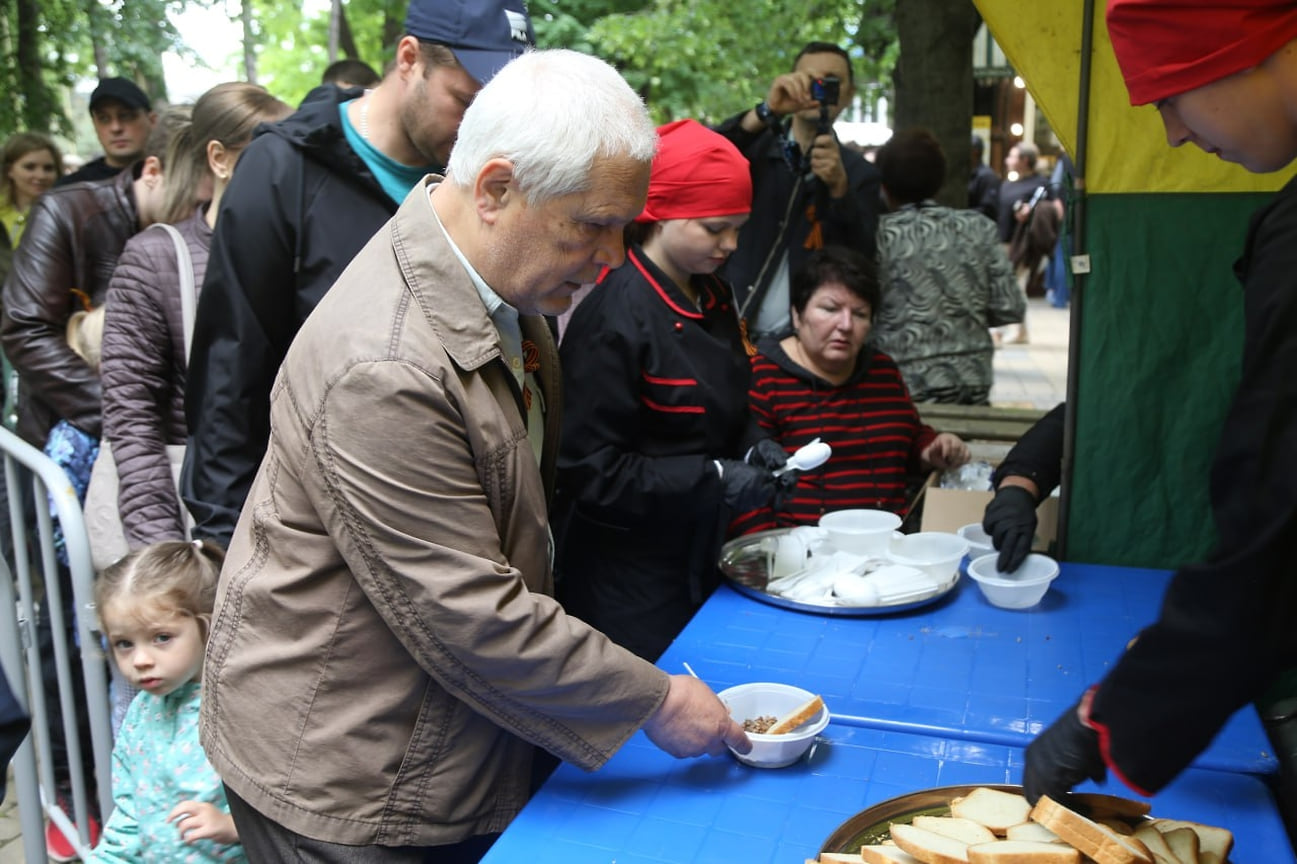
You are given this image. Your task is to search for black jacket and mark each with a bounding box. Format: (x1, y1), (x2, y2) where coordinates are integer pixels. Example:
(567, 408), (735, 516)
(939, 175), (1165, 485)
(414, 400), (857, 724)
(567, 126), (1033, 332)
(993, 403), (1065, 497)
(553, 248), (761, 661)
(713, 111), (882, 336)
(1090, 176), (1297, 793)
(182, 85), (397, 547)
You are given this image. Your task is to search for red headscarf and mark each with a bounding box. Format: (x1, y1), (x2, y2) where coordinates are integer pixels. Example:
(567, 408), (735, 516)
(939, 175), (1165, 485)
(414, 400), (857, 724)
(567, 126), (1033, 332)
(635, 119), (752, 223)
(1107, 0), (1297, 105)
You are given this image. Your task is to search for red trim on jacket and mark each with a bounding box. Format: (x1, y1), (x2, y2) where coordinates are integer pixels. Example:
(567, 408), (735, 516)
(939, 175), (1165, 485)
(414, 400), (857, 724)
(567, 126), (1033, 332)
(1081, 685), (1154, 798)
(641, 396), (705, 415)
(628, 248), (704, 319)
(642, 372), (698, 387)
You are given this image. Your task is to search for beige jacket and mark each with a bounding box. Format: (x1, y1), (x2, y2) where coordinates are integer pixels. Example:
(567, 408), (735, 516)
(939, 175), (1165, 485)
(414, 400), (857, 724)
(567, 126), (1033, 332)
(200, 178), (669, 847)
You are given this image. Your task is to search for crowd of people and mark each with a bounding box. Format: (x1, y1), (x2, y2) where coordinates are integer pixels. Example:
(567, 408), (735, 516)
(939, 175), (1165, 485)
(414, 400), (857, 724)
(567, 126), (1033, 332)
(1, 0), (1292, 859)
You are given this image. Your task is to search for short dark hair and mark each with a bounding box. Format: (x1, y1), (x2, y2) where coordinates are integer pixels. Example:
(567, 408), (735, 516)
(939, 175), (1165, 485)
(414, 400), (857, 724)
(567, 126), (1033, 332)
(793, 41), (855, 88)
(791, 246), (880, 318)
(321, 58), (381, 88)
(970, 135), (985, 156)
(875, 128), (947, 205)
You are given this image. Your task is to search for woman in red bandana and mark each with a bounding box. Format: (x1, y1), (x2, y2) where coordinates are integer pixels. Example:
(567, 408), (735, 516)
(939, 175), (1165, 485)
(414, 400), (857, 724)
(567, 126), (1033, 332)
(1024, 0), (1297, 807)
(553, 119), (788, 661)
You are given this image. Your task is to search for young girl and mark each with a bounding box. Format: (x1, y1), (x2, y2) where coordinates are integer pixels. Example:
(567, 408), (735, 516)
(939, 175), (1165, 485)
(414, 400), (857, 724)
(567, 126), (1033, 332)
(89, 539), (245, 863)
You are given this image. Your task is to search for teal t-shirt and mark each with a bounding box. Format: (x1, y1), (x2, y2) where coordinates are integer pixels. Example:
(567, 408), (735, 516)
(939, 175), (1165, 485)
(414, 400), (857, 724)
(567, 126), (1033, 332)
(339, 97), (438, 205)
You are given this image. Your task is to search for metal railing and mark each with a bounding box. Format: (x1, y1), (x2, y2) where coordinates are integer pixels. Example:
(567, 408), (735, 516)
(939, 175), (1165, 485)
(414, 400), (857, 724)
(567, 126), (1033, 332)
(0, 425), (113, 862)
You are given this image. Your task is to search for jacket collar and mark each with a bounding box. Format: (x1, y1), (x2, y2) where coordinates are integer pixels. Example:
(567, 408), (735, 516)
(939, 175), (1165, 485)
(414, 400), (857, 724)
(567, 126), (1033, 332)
(625, 245), (727, 319)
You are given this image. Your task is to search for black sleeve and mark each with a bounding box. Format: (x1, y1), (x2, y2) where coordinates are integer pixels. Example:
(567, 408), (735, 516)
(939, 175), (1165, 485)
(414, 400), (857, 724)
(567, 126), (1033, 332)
(182, 135), (301, 546)
(993, 403), (1065, 496)
(1089, 187), (1297, 794)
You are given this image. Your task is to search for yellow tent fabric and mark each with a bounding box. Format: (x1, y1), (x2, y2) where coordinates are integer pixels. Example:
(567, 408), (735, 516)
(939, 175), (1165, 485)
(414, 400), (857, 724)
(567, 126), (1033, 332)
(974, 0), (1297, 194)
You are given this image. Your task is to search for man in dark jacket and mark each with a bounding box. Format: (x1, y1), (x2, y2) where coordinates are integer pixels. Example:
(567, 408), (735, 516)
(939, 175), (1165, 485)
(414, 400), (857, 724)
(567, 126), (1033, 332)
(714, 41), (882, 341)
(968, 134), (1001, 221)
(56, 77), (156, 187)
(182, 0), (533, 548)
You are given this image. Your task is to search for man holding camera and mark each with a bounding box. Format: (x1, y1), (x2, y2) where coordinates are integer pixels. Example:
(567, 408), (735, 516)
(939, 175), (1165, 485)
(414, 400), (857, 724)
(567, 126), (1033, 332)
(715, 41), (882, 340)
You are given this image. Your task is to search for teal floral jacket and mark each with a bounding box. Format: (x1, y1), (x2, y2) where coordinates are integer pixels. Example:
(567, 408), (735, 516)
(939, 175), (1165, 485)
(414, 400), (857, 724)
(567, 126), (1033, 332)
(89, 682), (245, 863)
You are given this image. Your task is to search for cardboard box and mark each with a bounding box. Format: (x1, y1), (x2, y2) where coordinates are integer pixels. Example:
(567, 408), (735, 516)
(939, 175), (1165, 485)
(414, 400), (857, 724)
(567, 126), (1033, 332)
(919, 472), (1059, 553)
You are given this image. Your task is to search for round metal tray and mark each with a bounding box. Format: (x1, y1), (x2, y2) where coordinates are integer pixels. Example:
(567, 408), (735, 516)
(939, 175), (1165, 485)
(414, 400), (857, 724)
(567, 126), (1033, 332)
(820, 785), (1163, 853)
(719, 528), (960, 617)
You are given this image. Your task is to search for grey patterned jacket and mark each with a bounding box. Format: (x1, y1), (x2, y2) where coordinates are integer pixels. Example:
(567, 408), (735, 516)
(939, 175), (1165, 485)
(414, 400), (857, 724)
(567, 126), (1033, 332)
(873, 201), (1024, 404)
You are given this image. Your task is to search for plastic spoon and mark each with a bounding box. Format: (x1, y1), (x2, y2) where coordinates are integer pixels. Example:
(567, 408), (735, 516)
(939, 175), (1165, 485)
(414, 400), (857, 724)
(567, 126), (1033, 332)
(774, 437), (832, 476)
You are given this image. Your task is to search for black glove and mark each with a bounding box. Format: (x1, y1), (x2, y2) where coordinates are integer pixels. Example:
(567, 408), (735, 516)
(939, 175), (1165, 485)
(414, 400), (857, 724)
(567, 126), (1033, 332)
(773, 468), (800, 511)
(982, 484), (1037, 572)
(715, 460), (776, 511)
(746, 438), (789, 471)
(1023, 702), (1106, 805)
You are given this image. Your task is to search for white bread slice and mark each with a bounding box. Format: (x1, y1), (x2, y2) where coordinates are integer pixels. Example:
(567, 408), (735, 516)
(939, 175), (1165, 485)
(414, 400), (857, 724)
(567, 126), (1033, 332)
(889, 822), (971, 864)
(1004, 822), (1063, 844)
(1099, 817), (1136, 836)
(1149, 820), (1231, 864)
(819, 854), (864, 863)
(1132, 824), (1180, 864)
(1158, 827), (1200, 864)
(1029, 795), (1152, 864)
(861, 846), (921, 864)
(949, 788), (1032, 834)
(767, 694), (825, 734)
(912, 816), (997, 845)
(966, 840), (1080, 863)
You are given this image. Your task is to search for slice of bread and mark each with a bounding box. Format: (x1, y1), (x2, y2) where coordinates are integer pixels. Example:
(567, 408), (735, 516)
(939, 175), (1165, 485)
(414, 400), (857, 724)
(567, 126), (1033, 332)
(912, 816), (997, 846)
(950, 788), (1033, 834)
(966, 840), (1080, 863)
(1158, 827), (1200, 864)
(1029, 795), (1152, 864)
(1099, 817), (1136, 836)
(819, 853), (864, 863)
(1132, 824), (1180, 864)
(1149, 820), (1231, 864)
(767, 694), (825, 734)
(861, 846), (921, 864)
(890, 822), (971, 864)
(1004, 822), (1062, 844)
(1070, 793), (1152, 821)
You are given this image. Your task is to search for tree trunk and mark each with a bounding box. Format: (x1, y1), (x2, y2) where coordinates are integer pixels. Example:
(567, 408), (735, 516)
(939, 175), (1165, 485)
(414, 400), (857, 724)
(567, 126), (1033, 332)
(339, 4), (360, 60)
(242, 0), (257, 84)
(15, 0), (54, 132)
(893, 0), (983, 208)
(328, 0), (341, 63)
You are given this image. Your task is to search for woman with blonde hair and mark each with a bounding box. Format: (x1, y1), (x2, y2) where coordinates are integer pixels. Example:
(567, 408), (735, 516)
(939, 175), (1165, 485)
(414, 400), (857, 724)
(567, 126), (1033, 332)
(0, 131), (62, 248)
(96, 82), (291, 567)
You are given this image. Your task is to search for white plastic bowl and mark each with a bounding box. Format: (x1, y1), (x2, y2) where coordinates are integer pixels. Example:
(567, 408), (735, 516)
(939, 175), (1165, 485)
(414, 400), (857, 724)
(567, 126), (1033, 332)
(966, 552), (1060, 609)
(718, 682), (829, 769)
(888, 532), (969, 582)
(957, 522), (994, 559)
(819, 509), (901, 556)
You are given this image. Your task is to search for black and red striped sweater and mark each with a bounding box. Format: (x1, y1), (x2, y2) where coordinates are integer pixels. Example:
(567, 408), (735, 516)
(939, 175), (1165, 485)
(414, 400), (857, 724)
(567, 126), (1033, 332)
(730, 336), (937, 536)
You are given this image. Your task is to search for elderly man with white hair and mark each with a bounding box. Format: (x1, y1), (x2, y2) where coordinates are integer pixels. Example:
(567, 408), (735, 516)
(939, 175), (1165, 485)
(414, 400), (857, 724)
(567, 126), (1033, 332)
(198, 49), (751, 863)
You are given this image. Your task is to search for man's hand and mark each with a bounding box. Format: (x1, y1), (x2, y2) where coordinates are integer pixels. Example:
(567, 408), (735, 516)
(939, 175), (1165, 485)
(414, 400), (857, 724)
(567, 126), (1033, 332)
(168, 800), (240, 845)
(983, 484), (1038, 572)
(643, 675), (752, 758)
(920, 433), (971, 471)
(747, 438), (789, 471)
(1023, 698), (1106, 804)
(764, 71), (820, 116)
(715, 460), (776, 511)
(807, 132), (849, 198)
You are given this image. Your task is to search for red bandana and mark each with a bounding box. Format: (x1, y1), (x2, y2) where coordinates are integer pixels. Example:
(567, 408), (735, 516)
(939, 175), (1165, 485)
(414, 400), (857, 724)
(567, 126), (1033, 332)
(635, 119), (752, 223)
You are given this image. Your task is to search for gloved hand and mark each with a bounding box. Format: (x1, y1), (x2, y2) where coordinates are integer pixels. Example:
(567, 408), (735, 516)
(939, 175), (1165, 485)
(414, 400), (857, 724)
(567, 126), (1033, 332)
(982, 484), (1037, 572)
(746, 438), (789, 472)
(1023, 698), (1106, 805)
(715, 460), (776, 512)
(773, 468), (800, 511)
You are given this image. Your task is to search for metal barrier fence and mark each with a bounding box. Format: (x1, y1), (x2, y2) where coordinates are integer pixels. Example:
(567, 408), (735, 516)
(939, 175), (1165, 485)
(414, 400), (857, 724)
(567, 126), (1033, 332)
(0, 425), (113, 862)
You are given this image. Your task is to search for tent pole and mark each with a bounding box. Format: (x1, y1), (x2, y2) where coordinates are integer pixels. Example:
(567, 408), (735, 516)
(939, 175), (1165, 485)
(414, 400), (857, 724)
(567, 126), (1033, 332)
(1058, 0), (1094, 560)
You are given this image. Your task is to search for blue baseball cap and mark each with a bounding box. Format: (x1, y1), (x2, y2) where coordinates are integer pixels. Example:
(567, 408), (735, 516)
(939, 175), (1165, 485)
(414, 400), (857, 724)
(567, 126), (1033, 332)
(404, 0), (535, 85)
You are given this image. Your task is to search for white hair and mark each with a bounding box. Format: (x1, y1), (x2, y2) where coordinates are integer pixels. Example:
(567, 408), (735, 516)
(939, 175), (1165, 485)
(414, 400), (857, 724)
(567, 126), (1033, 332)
(446, 49), (657, 203)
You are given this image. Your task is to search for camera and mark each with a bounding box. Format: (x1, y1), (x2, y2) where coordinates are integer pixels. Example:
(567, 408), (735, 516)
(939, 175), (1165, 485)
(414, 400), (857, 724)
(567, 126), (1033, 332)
(810, 74), (841, 108)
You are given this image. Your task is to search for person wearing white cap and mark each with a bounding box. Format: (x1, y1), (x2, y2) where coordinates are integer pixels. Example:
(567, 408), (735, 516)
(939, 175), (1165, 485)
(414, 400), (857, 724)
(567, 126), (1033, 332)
(182, 0), (534, 550)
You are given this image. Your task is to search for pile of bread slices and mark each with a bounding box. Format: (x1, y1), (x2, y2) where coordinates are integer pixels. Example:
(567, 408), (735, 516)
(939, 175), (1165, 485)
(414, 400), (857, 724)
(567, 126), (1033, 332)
(813, 787), (1233, 864)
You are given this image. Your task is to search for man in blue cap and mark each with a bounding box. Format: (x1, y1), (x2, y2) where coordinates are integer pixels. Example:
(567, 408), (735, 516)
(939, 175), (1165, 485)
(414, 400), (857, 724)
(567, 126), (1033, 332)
(57, 76), (156, 186)
(182, 0), (533, 549)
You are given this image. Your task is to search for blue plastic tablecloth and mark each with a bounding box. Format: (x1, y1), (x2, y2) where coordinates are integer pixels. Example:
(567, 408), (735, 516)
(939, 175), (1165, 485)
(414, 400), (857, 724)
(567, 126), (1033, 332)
(664, 562), (1276, 776)
(481, 723), (1290, 864)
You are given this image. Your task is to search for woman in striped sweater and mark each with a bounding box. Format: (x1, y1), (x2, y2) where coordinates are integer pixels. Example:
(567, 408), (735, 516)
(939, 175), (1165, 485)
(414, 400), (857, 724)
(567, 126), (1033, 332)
(731, 245), (969, 536)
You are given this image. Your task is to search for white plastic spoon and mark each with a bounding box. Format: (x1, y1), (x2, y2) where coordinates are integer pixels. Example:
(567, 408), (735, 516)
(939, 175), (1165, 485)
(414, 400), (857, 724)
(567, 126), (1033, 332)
(774, 437), (832, 476)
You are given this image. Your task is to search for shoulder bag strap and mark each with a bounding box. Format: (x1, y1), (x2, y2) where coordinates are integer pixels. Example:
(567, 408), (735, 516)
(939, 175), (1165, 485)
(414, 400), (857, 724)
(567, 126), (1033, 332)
(153, 223), (197, 361)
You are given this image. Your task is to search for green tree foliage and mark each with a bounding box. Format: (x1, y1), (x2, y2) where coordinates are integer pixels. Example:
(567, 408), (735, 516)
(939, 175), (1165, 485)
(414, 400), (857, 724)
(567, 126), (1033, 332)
(0, 0), (189, 140)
